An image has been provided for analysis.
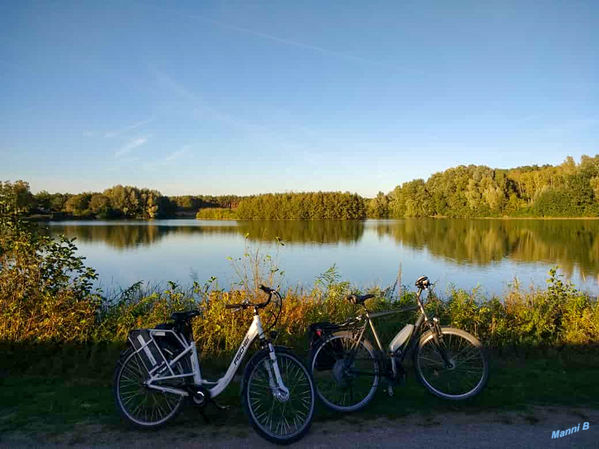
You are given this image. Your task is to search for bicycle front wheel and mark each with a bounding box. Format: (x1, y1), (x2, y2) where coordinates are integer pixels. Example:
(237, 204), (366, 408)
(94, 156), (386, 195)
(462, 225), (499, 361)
(243, 347), (315, 445)
(414, 327), (488, 400)
(310, 331), (379, 412)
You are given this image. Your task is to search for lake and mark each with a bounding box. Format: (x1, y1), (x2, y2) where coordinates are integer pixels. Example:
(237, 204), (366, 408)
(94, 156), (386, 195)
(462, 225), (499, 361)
(45, 218), (599, 296)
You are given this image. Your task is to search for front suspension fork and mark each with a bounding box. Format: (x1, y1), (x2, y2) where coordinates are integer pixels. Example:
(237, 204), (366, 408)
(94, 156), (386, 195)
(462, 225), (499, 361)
(264, 344), (290, 401)
(430, 318), (454, 369)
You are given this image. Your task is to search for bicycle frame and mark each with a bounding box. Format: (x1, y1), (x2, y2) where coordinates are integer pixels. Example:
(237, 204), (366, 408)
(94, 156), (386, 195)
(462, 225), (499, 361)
(345, 287), (443, 373)
(135, 309), (288, 399)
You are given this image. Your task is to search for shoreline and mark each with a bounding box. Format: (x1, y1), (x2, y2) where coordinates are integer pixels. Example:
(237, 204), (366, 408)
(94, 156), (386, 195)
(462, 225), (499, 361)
(31, 215), (599, 222)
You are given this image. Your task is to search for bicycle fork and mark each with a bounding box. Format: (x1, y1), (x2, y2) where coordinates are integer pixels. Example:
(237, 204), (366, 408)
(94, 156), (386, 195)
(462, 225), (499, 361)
(264, 343), (290, 402)
(430, 318), (455, 369)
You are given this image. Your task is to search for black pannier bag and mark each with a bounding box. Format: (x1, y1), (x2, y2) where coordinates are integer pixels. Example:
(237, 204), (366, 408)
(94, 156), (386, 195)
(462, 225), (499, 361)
(308, 322), (344, 371)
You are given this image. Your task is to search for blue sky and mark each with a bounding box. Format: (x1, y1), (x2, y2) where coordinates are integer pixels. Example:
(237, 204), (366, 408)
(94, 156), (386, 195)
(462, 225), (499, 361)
(1, 0), (597, 196)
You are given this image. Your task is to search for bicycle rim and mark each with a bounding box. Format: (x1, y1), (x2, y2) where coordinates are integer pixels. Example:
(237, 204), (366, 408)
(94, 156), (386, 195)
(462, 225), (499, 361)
(416, 328), (488, 400)
(116, 351), (184, 427)
(246, 352), (314, 441)
(311, 334), (378, 412)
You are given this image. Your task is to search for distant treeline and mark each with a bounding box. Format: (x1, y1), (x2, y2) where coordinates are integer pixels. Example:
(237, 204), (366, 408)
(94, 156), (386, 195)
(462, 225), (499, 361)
(2, 182), (247, 220)
(236, 192), (366, 219)
(170, 195), (246, 212)
(4, 154), (599, 220)
(377, 155), (599, 218)
(231, 155), (599, 219)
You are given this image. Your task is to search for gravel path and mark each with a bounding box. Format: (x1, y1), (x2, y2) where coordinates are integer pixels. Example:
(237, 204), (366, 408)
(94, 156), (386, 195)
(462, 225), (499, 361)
(2, 406), (597, 449)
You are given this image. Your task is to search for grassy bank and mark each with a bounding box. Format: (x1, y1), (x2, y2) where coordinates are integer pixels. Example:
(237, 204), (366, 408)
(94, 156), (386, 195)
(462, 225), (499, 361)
(1, 346), (598, 436)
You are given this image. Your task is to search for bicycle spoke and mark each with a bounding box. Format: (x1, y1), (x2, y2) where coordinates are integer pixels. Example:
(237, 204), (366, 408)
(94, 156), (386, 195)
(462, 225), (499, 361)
(416, 329), (487, 399)
(312, 335), (378, 411)
(116, 351), (184, 427)
(247, 353), (313, 440)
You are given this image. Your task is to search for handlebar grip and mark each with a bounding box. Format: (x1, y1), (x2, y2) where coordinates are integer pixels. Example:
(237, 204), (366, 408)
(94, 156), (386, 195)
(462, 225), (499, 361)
(259, 284), (273, 294)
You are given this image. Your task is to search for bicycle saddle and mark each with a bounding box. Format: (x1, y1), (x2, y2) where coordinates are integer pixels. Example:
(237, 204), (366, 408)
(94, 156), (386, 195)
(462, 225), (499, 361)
(170, 310), (200, 322)
(345, 293), (375, 305)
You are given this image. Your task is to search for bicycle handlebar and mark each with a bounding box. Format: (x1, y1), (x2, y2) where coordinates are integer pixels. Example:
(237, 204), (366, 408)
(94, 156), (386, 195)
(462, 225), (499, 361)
(259, 284), (274, 294)
(226, 285), (278, 310)
(225, 303), (247, 309)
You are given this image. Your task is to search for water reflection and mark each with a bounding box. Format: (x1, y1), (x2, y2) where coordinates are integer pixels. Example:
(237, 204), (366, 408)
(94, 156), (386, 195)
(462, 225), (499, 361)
(46, 219), (599, 278)
(45, 221), (239, 250)
(46, 220), (365, 249)
(239, 220), (364, 245)
(375, 219), (599, 277)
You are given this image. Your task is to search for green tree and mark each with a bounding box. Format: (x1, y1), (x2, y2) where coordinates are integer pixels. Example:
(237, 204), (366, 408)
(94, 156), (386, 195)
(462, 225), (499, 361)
(0, 180), (35, 216)
(64, 193), (92, 216)
(89, 194), (112, 218)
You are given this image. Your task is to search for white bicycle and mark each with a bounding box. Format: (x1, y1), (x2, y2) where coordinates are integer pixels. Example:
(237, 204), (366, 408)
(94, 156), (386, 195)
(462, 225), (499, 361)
(113, 285), (315, 444)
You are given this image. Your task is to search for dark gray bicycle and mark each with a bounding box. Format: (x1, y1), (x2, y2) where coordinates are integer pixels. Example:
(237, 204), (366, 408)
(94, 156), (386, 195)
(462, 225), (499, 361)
(308, 276), (489, 412)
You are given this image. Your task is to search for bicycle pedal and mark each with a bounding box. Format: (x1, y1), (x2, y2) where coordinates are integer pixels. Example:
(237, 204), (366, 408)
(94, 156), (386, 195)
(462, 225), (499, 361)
(210, 400), (230, 411)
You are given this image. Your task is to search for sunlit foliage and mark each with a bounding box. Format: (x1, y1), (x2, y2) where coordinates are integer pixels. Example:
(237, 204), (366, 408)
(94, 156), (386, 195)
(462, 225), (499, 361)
(195, 208), (237, 220)
(383, 155), (599, 218)
(236, 192), (367, 219)
(0, 183), (100, 341)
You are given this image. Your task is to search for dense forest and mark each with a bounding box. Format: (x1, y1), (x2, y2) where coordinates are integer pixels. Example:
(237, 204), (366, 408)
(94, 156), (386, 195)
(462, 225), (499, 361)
(3, 155), (599, 220)
(379, 155), (599, 218)
(236, 192), (366, 219)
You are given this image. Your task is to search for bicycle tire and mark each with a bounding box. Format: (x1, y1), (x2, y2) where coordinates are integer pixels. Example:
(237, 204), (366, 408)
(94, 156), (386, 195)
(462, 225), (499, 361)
(310, 331), (379, 412)
(414, 326), (489, 400)
(114, 348), (185, 428)
(242, 346), (315, 445)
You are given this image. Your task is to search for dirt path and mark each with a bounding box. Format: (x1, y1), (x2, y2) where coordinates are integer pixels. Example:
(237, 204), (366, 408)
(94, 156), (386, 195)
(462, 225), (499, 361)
(2, 407), (597, 449)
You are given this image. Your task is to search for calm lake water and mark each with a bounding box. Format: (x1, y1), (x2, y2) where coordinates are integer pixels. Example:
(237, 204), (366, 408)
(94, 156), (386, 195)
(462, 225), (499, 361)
(46, 219), (599, 296)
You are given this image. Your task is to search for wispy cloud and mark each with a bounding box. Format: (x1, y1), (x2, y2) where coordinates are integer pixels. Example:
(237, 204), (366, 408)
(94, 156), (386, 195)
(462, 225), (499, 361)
(149, 69), (318, 157)
(115, 137), (148, 157)
(141, 145), (190, 171)
(164, 147), (188, 161)
(105, 118), (154, 138)
(138, 3), (396, 69)
(202, 18), (385, 67)
(151, 68), (199, 101)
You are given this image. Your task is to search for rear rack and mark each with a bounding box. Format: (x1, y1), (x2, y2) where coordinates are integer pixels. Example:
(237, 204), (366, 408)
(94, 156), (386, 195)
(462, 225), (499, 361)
(128, 328), (187, 376)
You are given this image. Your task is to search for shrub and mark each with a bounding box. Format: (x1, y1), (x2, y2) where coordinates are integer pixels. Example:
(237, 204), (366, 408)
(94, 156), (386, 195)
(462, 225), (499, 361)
(195, 208), (237, 220)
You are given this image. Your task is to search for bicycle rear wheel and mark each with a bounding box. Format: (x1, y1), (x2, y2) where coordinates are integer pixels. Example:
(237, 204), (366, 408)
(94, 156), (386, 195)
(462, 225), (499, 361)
(114, 348), (185, 428)
(414, 327), (488, 400)
(310, 331), (379, 412)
